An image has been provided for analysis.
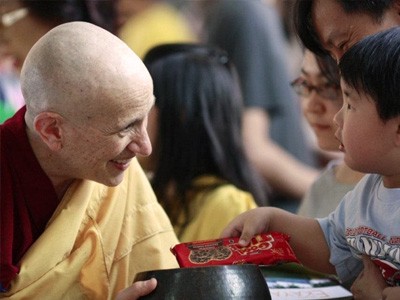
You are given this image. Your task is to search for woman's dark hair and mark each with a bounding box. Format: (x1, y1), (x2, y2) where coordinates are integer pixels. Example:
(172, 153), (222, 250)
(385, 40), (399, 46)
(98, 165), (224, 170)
(21, 0), (115, 33)
(293, 0), (395, 56)
(339, 26), (400, 121)
(144, 43), (269, 229)
(315, 54), (340, 86)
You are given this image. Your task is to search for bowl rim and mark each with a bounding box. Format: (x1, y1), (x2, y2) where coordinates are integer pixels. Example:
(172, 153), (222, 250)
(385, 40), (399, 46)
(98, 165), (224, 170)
(134, 263), (263, 279)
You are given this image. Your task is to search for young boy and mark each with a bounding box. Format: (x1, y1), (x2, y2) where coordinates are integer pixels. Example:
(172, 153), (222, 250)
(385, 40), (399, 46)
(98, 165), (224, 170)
(221, 26), (400, 294)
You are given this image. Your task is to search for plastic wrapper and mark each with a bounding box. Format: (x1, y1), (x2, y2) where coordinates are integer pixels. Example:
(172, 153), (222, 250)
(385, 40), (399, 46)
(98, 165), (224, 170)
(171, 232), (300, 267)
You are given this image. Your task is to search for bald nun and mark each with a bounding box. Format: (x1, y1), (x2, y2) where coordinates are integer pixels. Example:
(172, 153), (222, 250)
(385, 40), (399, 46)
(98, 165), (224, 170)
(1, 21), (178, 299)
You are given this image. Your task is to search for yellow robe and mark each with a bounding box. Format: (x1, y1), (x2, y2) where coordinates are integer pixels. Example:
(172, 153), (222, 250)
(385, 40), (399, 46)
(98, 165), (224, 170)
(3, 159), (179, 299)
(176, 176), (258, 243)
(118, 2), (196, 59)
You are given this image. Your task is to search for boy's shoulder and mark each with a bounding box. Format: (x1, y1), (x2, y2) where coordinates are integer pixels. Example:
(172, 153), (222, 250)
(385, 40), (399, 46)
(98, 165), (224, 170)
(350, 173), (381, 194)
(344, 173), (400, 208)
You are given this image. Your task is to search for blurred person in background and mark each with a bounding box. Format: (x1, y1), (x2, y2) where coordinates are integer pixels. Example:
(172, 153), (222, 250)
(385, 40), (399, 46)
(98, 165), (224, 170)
(295, 50), (364, 218)
(0, 0), (115, 123)
(116, 0), (196, 59)
(142, 43), (269, 242)
(0, 0), (115, 71)
(183, 0), (319, 212)
(293, 0), (400, 61)
(0, 38), (23, 123)
(272, 0), (303, 77)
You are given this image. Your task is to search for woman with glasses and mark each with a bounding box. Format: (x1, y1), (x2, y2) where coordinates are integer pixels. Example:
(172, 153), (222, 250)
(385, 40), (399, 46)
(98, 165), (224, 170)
(142, 43), (269, 242)
(293, 50), (364, 218)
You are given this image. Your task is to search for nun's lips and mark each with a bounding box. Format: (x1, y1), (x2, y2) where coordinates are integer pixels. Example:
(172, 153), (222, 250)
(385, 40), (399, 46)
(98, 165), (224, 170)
(110, 158), (132, 171)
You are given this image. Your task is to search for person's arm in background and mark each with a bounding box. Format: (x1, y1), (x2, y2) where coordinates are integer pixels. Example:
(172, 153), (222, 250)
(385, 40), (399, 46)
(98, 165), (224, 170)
(204, 1), (319, 202)
(243, 108), (318, 199)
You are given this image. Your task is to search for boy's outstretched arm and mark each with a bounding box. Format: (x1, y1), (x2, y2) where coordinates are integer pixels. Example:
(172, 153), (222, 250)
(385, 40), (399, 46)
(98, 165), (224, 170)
(221, 207), (336, 275)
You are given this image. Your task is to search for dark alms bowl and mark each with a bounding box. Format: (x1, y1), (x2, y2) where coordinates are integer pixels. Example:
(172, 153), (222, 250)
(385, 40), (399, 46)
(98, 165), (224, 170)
(134, 264), (271, 299)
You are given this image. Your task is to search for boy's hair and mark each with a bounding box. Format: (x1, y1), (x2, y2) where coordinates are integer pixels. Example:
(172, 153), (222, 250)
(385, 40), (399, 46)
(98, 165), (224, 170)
(339, 27), (400, 121)
(293, 0), (395, 56)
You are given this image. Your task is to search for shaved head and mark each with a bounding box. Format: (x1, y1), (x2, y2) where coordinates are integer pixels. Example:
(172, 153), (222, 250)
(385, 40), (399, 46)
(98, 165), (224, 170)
(21, 21), (153, 125)
(19, 22), (155, 193)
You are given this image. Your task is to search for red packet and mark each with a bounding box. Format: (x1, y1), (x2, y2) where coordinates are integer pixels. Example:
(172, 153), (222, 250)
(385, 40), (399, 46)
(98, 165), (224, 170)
(171, 232), (300, 267)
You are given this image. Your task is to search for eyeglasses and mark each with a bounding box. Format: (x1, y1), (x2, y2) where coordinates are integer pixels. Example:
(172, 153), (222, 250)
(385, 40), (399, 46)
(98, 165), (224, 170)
(290, 78), (342, 101)
(1, 7), (28, 28)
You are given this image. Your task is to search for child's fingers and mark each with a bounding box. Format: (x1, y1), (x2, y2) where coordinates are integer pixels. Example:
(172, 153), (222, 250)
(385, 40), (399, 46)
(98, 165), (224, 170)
(220, 225), (242, 239)
(220, 208), (271, 246)
(238, 230), (254, 246)
(361, 255), (375, 269)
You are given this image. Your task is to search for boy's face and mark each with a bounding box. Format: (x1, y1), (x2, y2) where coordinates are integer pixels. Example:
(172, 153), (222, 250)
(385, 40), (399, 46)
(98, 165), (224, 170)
(334, 80), (398, 176)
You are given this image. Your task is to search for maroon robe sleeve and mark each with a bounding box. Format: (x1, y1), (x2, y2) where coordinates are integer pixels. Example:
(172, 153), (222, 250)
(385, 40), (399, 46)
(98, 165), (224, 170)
(1, 107), (59, 291)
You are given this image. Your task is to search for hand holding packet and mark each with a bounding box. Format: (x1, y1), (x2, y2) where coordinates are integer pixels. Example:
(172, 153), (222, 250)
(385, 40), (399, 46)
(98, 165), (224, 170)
(171, 232), (300, 267)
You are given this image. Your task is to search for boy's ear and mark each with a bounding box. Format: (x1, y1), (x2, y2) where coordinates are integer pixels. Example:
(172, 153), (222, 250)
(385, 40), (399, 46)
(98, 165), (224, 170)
(33, 112), (64, 151)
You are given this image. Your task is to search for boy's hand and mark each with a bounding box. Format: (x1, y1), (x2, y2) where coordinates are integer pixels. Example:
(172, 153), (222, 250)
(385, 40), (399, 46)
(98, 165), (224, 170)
(115, 278), (157, 300)
(220, 208), (272, 246)
(350, 255), (387, 300)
